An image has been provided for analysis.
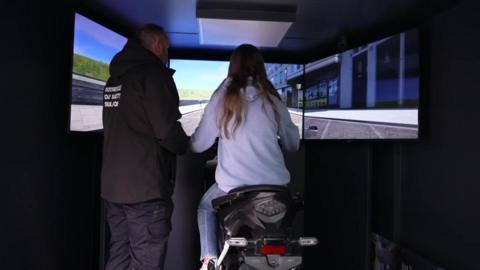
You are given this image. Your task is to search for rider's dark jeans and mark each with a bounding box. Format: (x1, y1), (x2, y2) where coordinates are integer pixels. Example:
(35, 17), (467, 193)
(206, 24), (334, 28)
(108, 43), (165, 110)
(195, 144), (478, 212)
(104, 198), (173, 270)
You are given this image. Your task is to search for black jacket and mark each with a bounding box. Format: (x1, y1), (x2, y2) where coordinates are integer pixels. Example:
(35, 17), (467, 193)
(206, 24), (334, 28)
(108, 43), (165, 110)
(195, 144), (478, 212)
(101, 39), (188, 203)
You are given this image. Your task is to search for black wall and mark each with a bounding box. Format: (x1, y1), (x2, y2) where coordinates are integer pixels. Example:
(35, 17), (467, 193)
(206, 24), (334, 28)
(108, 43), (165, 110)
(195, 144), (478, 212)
(398, 1), (480, 269)
(305, 1), (480, 270)
(1, 2), (103, 270)
(304, 143), (372, 269)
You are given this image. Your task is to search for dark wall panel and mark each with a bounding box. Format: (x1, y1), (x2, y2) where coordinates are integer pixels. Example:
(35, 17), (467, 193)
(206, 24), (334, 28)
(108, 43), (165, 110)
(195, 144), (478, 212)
(165, 152), (208, 270)
(304, 142), (371, 270)
(370, 1), (480, 269)
(371, 143), (396, 240)
(1, 2), (102, 270)
(399, 1), (480, 269)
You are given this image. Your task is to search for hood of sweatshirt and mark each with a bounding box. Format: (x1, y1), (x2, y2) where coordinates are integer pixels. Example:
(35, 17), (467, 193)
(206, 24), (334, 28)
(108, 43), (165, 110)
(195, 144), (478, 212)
(242, 77), (261, 102)
(109, 39), (174, 79)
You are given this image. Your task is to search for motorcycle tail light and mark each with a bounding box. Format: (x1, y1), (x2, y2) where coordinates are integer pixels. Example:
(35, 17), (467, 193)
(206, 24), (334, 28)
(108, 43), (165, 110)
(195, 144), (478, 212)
(261, 244), (286, 255)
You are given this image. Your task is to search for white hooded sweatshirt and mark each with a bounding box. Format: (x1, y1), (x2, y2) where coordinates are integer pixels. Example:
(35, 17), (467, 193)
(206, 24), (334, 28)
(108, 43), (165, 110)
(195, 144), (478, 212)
(190, 78), (300, 192)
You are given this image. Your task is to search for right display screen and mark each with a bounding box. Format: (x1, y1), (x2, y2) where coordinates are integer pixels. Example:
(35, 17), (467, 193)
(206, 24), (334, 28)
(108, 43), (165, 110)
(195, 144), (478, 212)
(303, 28), (419, 140)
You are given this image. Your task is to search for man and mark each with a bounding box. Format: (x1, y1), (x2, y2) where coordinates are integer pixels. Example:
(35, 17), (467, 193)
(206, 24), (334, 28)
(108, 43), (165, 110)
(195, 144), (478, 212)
(101, 24), (188, 270)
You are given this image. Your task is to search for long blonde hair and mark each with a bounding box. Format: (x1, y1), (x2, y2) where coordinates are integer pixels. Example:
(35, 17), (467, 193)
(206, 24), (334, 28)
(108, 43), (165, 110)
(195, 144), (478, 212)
(220, 44), (281, 139)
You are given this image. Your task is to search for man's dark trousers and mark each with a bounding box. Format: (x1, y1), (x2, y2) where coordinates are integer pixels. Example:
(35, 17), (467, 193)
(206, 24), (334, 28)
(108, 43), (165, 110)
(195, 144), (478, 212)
(104, 198), (173, 270)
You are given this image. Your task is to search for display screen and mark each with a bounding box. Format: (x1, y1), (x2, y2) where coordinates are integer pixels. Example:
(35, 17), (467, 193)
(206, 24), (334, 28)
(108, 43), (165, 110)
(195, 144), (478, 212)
(69, 15), (418, 140)
(265, 63), (304, 137)
(70, 13), (127, 131)
(303, 29), (419, 139)
(170, 59), (230, 135)
(171, 59), (304, 137)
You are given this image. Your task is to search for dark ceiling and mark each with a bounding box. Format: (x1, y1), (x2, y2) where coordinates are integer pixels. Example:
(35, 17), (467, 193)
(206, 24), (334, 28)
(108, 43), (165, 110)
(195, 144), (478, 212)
(75, 0), (463, 62)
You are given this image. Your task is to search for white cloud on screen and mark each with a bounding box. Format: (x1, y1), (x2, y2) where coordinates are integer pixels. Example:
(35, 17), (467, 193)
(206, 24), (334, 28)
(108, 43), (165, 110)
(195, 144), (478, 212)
(73, 45), (86, 55)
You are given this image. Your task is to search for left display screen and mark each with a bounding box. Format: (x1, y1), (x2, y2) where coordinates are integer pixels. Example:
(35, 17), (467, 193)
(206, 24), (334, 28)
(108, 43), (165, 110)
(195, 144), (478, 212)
(70, 13), (127, 132)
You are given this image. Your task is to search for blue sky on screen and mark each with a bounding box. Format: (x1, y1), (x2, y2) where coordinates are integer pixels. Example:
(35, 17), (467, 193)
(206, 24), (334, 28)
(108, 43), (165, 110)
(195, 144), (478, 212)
(170, 59), (229, 91)
(74, 13), (127, 63)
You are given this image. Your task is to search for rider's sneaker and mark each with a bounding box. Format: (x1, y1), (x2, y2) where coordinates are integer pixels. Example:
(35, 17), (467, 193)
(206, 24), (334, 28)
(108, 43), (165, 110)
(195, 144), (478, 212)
(200, 256), (217, 270)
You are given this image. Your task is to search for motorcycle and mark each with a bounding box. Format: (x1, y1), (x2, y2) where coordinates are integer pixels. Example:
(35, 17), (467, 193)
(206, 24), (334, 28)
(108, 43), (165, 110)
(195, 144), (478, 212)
(211, 184), (318, 270)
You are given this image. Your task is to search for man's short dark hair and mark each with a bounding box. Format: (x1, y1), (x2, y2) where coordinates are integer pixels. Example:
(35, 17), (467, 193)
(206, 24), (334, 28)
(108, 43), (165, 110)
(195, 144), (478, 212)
(137, 24), (167, 49)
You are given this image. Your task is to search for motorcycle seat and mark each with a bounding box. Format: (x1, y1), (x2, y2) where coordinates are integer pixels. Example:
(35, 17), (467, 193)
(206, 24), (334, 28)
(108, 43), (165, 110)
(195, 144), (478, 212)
(212, 185), (289, 210)
(229, 185), (289, 194)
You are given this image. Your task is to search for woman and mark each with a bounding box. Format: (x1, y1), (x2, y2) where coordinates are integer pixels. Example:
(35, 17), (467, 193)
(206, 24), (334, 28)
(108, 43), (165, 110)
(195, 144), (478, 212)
(190, 44), (300, 270)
